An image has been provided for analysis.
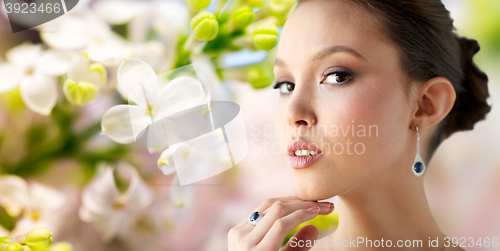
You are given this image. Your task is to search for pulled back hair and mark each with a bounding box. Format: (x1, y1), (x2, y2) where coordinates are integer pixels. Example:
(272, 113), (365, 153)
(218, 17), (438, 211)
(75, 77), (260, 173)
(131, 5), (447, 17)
(296, 0), (491, 162)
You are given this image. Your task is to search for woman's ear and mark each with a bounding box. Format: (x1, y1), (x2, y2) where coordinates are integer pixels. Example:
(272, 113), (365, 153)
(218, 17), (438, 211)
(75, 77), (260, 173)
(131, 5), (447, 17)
(411, 76), (456, 130)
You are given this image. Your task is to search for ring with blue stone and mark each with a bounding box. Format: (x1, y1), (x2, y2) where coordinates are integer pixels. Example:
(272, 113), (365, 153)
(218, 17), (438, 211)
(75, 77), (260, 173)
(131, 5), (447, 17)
(248, 211), (264, 225)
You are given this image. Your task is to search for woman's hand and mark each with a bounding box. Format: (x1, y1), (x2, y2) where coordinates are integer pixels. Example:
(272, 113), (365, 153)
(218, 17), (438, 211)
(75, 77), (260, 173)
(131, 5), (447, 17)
(228, 196), (335, 251)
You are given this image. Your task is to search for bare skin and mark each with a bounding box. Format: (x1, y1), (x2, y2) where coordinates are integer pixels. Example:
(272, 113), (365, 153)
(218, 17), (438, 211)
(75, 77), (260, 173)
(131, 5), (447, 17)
(229, 0), (462, 250)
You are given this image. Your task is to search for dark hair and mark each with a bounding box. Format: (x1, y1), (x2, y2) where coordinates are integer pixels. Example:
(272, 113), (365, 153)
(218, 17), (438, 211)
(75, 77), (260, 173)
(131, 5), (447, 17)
(296, 0), (491, 162)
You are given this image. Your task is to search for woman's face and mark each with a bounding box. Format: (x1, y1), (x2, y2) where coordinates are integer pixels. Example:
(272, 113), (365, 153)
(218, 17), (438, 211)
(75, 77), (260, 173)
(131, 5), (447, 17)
(274, 0), (415, 200)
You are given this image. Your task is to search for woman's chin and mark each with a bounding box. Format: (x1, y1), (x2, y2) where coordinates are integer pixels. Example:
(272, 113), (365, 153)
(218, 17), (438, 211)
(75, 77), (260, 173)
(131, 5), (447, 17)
(295, 185), (336, 201)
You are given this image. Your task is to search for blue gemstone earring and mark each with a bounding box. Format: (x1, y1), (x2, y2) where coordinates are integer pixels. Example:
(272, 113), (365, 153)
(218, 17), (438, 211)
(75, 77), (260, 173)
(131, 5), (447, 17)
(412, 125), (425, 177)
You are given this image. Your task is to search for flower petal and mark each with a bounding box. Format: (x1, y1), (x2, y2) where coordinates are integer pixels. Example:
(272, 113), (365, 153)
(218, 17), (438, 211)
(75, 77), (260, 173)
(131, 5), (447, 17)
(93, 0), (147, 25)
(6, 43), (41, 70)
(190, 54), (225, 100)
(79, 205), (124, 242)
(153, 1), (190, 34)
(101, 105), (139, 144)
(135, 116), (181, 149)
(0, 175), (30, 217)
(0, 63), (23, 93)
(28, 182), (66, 218)
(89, 63), (108, 88)
(78, 164), (124, 241)
(147, 147), (163, 154)
(117, 58), (158, 104)
(169, 174), (196, 207)
(157, 143), (187, 175)
(41, 16), (89, 50)
(10, 217), (58, 238)
(116, 162), (154, 212)
(173, 128), (232, 186)
(19, 74), (57, 115)
(68, 54), (91, 83)
(36, 50), (75, 76)
(80, 165), (119, 218)
(156, 76), (206, 120)
(131, 41), (165, 69)
(127, 79), (158, 108)
(128, 104), (153, 141)
(99, 214), (125, 241)
(158, 161), (176, 175)
(87, 42), (128, 67)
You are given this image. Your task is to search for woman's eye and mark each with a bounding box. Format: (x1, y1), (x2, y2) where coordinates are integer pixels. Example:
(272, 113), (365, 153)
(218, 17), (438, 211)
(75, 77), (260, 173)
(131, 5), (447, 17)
(273, 82), (295, 94)
(321, 72), (352, 85)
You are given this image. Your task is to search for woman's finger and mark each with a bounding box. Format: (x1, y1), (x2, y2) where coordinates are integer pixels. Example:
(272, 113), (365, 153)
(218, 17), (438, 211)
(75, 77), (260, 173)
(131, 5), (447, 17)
(239, 201), (324, 238)
(282, 225), (319, 251)
(249, 200), (333, 244)
(234, 196), (304, 228)
(257, 207), (321, 250)
(229, 196), (306, 250)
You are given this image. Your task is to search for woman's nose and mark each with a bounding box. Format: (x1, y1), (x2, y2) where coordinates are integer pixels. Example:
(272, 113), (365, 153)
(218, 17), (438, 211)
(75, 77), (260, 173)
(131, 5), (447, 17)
(284, 91), (317, 129)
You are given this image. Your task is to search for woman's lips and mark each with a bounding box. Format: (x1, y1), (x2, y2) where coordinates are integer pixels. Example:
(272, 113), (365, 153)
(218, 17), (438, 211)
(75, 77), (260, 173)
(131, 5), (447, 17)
(287, 139), (323, 169)
(288, 152), (324, 169)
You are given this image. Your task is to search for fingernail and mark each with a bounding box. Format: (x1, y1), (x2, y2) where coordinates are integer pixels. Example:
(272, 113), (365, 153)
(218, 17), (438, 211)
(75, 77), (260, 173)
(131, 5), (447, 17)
(318, 202), (332, 208)
(308, 207), (320, 213)
(328, 203), (335, 213)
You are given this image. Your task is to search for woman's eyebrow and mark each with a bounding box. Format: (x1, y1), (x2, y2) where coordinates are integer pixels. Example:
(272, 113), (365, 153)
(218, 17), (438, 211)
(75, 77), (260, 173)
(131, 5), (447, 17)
(274, 45), (367, 68)
(312, 45), (367, 63)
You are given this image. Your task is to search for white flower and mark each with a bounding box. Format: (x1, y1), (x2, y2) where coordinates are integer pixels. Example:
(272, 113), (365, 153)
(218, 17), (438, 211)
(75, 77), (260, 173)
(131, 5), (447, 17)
(78, 163), (154, 241)
(101, 58), (207, 147)
(63, 52), (107, 106)
(0, 175), (29, 218)
(158, 128), (232, 187)
(93, 0), (189, 70)
(40, 1), (185, 69)
(0, 175), (66, 237)
(92, 0), (148, 25)
(41, 13), (130, 66)
(93, 0), (189, 37)
(0, 43), (73, 115)
(129, 41), (167, 72)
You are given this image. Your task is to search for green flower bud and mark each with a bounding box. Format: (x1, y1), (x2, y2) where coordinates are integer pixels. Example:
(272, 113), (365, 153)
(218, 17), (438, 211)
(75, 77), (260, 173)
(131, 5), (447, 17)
(247, 0), (266, 8)
(48, 242), (73, 251)
(190, 11), (219, 41)
(247, 65), (274, 89)
(186, 0), (211, 11)
(25, 227), (53, 251)
(63, 80), (99, 106)
(269, 0), (296, 17)
(252, 23), (279, 50)
(232, 6), (255, 28)
(6, 243), (24, 251)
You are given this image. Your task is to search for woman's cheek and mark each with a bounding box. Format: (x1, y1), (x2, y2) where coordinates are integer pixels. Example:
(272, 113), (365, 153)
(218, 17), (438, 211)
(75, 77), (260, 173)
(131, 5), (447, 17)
(322, 86), (403, 167)
(346, 82), (408, 166)
(275, 100), (290, 150)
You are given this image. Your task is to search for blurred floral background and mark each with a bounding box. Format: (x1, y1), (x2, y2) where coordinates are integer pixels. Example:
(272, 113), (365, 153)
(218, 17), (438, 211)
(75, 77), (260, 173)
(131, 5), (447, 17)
(0, 0), (498, 250)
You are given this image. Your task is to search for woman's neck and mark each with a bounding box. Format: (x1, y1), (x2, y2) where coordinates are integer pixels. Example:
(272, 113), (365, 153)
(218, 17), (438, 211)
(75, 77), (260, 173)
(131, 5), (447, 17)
(329, 162), (446, 250)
